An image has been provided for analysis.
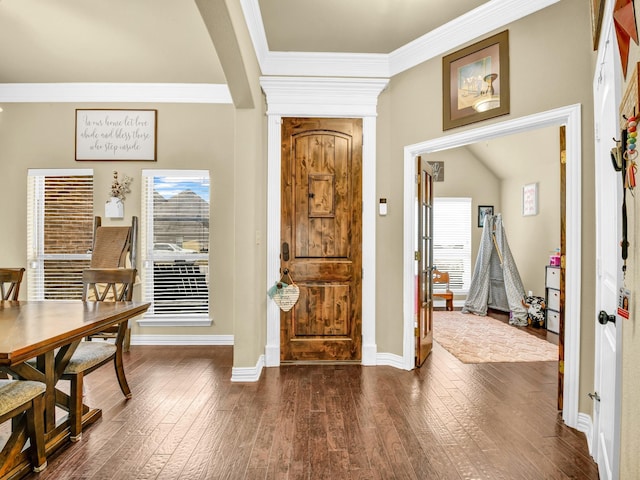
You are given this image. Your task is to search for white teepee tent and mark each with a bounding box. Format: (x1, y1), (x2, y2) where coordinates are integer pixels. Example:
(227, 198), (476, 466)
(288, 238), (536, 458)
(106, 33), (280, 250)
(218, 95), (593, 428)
(462, 214), (528, 326)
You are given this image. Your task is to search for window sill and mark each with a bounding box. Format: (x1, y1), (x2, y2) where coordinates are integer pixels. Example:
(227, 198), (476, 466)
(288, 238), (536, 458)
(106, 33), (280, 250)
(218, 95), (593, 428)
(136, 315), (212, 327)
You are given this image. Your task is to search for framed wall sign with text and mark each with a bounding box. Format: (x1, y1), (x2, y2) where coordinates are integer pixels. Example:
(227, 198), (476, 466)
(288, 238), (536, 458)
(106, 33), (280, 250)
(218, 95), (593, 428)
(75, 109), (157, 161)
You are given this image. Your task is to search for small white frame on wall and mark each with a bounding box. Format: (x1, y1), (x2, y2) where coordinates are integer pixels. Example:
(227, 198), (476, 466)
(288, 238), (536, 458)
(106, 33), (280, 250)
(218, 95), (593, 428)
(522, 182), (538, 216)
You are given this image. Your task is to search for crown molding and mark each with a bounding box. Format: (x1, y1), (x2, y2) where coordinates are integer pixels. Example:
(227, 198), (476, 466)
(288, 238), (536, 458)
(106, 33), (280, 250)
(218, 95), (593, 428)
(242, 0), (560, 78)
(239, 0), (270, 69)
(239, 0), (389, 77)
(0, 1), (563, 103)
(389, 0), (561, 76)
(262, 51), (390, 78)
(260, 76), (389, 117)
(0, 83), (233, 104)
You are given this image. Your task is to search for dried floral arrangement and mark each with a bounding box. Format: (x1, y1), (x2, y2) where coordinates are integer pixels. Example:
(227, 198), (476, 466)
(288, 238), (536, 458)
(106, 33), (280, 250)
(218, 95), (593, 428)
(110, 170), (132, 201)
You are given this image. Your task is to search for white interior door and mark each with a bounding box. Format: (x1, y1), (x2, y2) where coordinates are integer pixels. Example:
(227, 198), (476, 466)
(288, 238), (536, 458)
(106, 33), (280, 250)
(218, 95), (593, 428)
(593, 20), (622, 480)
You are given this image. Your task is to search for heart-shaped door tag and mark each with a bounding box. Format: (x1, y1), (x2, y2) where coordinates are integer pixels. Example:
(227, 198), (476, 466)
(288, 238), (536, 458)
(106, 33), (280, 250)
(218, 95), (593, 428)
(272, 284), (300, 312)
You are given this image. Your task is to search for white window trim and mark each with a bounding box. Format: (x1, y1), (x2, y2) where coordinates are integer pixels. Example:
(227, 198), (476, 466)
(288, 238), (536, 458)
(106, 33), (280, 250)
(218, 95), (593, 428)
(27, 169), (94, 301)
(433, 197), (472, 295)
(139, 169), (212, 327)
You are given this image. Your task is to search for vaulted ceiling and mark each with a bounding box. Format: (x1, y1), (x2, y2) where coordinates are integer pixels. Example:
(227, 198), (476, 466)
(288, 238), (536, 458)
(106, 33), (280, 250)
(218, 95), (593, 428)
(258, 0), (487, 54)
(0, 0), (551, 83)
(0, 0), (559, 180)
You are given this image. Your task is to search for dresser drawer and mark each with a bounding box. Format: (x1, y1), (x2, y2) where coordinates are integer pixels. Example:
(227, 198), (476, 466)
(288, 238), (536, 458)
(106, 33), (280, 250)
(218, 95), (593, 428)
(547, 289), (560, 312)
(546, 309), (560, 333)
(546, 266), (561, 290)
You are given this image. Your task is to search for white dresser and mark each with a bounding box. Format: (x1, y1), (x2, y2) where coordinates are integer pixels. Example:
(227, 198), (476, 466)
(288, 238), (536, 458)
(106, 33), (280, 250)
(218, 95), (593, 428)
(545, 266), (561, 333)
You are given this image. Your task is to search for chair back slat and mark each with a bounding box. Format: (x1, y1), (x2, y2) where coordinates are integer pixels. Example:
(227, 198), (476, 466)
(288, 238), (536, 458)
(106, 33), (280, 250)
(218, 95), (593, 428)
(82, 268), (136, 302)
(432, 269), (450, 289)
(89, 216), (138, 270)
(0, 268), (25, 301)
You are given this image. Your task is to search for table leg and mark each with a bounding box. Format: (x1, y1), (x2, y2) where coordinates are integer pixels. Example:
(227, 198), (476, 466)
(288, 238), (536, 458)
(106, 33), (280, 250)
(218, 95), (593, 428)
(37, 350), (56, 432)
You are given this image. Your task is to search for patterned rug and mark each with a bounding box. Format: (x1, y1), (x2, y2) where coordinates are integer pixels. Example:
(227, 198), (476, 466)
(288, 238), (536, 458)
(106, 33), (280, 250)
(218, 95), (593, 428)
(433, 310), (558, 363)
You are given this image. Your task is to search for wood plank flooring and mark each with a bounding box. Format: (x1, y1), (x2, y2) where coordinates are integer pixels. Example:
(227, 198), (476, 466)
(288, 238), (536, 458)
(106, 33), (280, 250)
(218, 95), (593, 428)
(485, 308), (560, 344)
(18, 343), (597, 480)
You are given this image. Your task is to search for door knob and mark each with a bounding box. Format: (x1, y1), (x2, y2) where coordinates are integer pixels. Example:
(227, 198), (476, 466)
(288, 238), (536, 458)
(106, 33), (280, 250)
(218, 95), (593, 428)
(598, 310), (616, 325)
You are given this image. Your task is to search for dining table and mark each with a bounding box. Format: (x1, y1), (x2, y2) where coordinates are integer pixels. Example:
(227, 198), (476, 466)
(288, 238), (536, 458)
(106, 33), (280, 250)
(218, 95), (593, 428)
(0, 299), (150, 476)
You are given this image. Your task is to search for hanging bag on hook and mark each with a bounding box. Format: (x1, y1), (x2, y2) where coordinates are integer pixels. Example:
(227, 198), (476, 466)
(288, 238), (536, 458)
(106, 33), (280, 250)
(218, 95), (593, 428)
(268, 269), (300, 312)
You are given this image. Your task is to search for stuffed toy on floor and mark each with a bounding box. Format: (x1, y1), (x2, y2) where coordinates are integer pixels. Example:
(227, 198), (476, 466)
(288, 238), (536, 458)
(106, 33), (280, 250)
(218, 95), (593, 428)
(522, 295), (546, 328)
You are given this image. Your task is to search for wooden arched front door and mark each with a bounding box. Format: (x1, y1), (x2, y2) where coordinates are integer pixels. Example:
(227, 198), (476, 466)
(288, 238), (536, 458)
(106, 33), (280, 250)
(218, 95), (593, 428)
(280, 117), (363, 362)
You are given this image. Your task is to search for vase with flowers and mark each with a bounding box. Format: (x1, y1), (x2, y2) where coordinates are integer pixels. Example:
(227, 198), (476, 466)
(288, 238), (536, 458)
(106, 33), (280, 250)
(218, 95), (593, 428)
(105, 171), (132, 218)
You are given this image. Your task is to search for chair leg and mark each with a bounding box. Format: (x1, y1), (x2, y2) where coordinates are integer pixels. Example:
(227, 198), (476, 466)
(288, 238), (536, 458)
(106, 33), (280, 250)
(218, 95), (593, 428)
(446, 298), (453, 311)
(69, 373), (84, 442)
(0, 415), (27, 477)
(114, 350), (132, 399)
(26, 395), (47, 472)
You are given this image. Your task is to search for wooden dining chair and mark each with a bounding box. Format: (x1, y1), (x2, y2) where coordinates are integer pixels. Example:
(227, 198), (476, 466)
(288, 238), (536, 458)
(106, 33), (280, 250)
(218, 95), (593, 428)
(0, 268), (25, 380)
(84, 266), (135, 351)
(0, 379), (47, 476)
(87, 216), (138, 351)
(0, 267), (25, 301)
(432, 268), (454, 311)
(61, 268), (136, 441)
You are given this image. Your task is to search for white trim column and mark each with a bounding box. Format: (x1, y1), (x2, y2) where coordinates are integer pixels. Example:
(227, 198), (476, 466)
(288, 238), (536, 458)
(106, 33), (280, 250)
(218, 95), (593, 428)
(260, 76), (388, 367)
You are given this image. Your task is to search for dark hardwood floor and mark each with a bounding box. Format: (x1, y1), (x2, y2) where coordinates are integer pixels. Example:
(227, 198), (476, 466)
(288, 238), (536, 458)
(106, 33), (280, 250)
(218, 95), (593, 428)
(16, 343), (597, 480)
(485, 308), (560, 345)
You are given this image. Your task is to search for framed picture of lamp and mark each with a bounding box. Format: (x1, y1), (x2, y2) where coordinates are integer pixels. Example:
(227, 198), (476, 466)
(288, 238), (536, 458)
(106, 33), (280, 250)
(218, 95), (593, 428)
(442, 30), (510, 130)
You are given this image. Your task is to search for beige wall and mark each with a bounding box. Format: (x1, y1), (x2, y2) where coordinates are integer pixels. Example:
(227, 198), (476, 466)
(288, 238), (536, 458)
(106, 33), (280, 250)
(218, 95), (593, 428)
(423, 147), (501, 305)
(377, 0), (596, 410)
(225, 0), (268, 368)
(428, 148), (501, 268)
(0, 1), (599, 415)
(0, 102), (237, 339)
(426, 127), (560, 301)
(497, 127), (561, 297)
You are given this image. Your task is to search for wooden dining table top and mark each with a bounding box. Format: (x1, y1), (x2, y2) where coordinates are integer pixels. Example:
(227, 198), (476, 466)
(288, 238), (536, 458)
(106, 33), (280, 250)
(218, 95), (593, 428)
(0, 300), (150, 366)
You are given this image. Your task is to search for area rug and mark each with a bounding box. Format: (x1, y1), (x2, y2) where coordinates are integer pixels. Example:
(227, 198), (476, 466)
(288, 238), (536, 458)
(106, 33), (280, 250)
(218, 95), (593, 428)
(433, 310), (558, 363)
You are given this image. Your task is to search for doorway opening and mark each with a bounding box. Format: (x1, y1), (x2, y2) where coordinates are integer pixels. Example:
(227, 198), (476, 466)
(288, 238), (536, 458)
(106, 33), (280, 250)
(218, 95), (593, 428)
(402, 104), (582, 430)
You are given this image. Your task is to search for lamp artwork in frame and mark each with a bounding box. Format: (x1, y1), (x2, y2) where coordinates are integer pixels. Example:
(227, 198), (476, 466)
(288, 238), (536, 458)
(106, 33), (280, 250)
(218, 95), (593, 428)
(478, 205), (493, 228)
(442, 30), (510, 131)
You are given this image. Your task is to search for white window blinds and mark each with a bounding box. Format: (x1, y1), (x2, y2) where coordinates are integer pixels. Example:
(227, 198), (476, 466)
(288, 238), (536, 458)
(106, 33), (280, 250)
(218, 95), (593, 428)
(141, 170), (210, 320)
(433, 197), (471, 292)
(27, 169), (94, 300)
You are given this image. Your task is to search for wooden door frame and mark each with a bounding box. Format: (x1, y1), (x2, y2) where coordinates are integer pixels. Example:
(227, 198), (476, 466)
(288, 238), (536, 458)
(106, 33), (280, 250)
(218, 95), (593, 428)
(261, 77), (389, 368)
(402, 104), (583, 430)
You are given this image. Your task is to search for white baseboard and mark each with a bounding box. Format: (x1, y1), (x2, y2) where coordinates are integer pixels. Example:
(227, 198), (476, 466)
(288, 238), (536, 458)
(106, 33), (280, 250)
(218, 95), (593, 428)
(130, 335), (407, 381)
(231, 355), (265, 382)
(577, 412), (595, 457)
(376, 352), (407, 370)
(131, 334), (234, 345)
(362, 343), (377, 366)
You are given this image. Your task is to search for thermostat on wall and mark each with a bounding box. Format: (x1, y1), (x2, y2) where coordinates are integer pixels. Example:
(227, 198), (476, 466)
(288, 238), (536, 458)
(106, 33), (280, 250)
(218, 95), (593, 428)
(379, 198), (387, 216)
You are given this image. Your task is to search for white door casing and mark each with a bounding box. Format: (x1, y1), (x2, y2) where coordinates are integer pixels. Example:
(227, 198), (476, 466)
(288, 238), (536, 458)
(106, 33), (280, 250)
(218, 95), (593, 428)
(593, 5), (622, 478)
(261, 76), (389, 367)
(403, 104), (582, 428)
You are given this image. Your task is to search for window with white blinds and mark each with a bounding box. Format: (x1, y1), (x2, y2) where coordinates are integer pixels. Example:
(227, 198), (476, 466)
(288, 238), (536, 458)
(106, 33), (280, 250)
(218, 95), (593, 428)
(141, 170), (210, 323)
(433, 197), (471, 293)
(27, 169), (94, 300)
